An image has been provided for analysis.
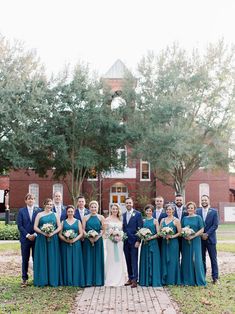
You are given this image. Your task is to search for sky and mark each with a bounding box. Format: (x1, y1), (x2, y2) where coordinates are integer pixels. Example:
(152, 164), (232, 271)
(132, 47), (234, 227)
(0, 0), (234, 77)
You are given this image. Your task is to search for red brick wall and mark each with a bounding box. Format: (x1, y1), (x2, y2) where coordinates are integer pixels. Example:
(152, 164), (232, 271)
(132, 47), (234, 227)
(0, 176), (9, 190)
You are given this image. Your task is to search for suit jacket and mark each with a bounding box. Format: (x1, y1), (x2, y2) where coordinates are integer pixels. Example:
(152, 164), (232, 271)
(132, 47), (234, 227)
(174, 205), (187, 222)
(61, 207), (90, 223)
(123, 209), (143, 245)
(153, 209), (167, 224)
(17, 206), (40, 243)
(196, 207), (219, 244)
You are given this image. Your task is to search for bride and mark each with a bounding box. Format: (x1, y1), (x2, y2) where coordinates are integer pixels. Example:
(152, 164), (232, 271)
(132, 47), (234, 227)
(104, 203), (127, 286)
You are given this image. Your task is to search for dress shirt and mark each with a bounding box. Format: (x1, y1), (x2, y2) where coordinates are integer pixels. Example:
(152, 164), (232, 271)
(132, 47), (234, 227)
(126, 209), (133, 224)
(79, 208), (85, 220)
(27, 206), (34, 222)
(203, 208), (208, 222)
(155, 208), (163, 220)
(176, 206), (183, 221)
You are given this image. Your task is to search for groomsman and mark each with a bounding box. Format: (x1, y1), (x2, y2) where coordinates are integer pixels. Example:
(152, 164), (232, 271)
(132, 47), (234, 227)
(153, 196), (167, 252)
(153, 195), (167, 223)
(17, 193), (39, 286)
(174, 194), (187, 254)
(196, 195), (219, 284)
(123, 197), (143, 288)
(52, 191), (66, 221)
(74, 195), (90, 222)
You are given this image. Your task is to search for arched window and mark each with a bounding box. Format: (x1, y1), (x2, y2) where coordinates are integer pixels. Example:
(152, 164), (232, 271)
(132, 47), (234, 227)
(199, 183), (210, 205)
(29, 184), (39, 207)
(53, 183), (63, 199)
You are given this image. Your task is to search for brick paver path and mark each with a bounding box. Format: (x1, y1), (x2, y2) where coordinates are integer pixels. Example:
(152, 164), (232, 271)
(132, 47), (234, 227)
(72, 286), (178, 314)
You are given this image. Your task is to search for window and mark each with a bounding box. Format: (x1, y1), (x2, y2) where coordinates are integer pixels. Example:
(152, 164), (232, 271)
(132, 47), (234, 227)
(140, 160), (150, 181)
(53, 183), (63, 199)
(29, 184), (39, 207)
(199, 183), (210, 204)
(117, 147), (127, 167)
(87, 168), (98, 181)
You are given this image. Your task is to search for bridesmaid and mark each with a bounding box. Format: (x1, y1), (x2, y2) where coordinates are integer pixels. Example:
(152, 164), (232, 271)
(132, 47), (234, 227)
(181, 201), (206, 286)
(82, 200), (105, 286)
(59, 205), (85, 287)
(160, 203), (181, 285)
(139, 204), (162, 287)
(33, 198), (61, 287)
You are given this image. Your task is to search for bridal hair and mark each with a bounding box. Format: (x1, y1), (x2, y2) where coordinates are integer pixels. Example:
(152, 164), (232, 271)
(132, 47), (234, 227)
(110, 203), (122, 220)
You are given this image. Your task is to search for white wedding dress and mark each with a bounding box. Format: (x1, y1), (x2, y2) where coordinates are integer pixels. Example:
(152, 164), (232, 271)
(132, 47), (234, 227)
(104, 220), (127, 286)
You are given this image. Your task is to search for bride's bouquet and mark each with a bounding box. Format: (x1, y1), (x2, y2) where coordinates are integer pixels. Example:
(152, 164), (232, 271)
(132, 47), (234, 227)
(181, 226), (195, 244)
(106, 227), (127, 243)
(159, 226), (174, 244)
(62, 229), (77, 246)
(136, 228), (152, 244)
(41, 223), (55, 242)
(85, 230), (99, 246)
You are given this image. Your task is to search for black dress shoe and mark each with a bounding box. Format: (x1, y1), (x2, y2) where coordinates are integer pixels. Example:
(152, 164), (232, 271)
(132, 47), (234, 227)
(21, 280), (27, 287)
(124, 279), (132, 286)
(131, 280), (137, 288)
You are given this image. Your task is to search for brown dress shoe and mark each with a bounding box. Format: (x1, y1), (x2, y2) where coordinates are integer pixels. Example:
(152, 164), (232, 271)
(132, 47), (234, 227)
(131, 280), (137, 288)
(124, 279), (132, 286)
(21, 280), (27, 287)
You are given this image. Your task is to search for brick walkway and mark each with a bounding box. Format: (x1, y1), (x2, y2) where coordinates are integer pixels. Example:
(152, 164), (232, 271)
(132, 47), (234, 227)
(71, 286), (178, 314)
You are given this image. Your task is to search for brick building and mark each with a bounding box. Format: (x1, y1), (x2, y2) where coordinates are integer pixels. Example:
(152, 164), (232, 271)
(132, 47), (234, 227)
(4, 60), (235, 222)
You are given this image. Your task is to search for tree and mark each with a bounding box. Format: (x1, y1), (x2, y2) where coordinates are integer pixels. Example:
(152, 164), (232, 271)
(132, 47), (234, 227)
(29, 63), (135, 204)
(0, 35), (48, 173)
(131, 41), (235, 195)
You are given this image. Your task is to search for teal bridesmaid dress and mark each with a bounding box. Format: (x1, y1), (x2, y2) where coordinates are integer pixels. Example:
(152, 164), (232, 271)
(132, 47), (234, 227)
(60, 219), (85, 287)
(161, 219), (181, 285)
(34, 212), (61, 287)
(139, 218), (162, 287)
(83, 215), (104, 286)
(181, 215), (206, 286)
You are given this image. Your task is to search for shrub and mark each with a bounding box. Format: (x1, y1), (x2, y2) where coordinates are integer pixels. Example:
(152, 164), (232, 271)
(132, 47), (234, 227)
(0, 224), (19, 240)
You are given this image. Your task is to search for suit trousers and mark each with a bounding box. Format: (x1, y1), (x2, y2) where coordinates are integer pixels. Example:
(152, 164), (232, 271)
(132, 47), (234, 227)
(21, 240), (35, 280)
(124, 241), (139, 281)
(201, 240), (219, 280)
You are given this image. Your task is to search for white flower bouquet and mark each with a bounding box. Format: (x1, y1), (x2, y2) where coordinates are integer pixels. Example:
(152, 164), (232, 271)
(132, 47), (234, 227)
(41, 223), (55, 241)
(106, 227), (127, 243)
(159, 226), (174, 244)
(136, 227), (152, 244)
(62, 229), (77, 246)
(181, 226), (195, 244)
(85, 229), (99, 246)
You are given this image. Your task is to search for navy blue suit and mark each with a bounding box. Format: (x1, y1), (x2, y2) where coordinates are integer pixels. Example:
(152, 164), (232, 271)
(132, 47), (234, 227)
(17, 206), (39, 281)
(196, 207), (219, 280)
(123, 209), (143, 281)
(61, 207), (90, 223)
(153, 209), (167, 252)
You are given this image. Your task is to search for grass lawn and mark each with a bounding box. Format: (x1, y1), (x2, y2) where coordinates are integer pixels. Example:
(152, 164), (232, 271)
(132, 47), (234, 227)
(0, 276), (79, 314)
(0, 242), (20, 253)
(218, 223), (235, 232)
(169, 273), (235, 314)
(217, 243), (235, 253)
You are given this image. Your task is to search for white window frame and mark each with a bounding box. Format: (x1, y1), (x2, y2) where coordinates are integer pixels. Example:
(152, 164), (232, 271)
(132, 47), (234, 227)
(140, 160), (151, 181)
(87, 169), (98, 181)
(199, 183), (210, 205)
(53, 183), (63, 200)
(29, 183), (39, 207)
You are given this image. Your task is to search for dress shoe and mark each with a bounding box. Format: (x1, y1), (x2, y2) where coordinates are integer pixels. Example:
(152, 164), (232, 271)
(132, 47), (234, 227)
(131, 280), (137, 288)
(124, 279), (132, 286)
(212, 279), (220, 285)
(21, 280), (27, 287)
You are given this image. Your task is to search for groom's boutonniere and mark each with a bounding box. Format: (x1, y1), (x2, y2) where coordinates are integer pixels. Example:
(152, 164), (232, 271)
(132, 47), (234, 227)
(132, 212), (136, 217)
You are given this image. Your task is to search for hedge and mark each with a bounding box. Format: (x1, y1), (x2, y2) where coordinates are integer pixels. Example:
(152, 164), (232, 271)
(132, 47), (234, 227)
(0, 224), (19, 240)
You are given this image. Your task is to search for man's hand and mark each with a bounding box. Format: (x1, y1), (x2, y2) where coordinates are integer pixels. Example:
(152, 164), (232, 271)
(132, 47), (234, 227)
(134, 241), (140, 248)
(28, 234), (36, 241)
(202, 233), (208, 240)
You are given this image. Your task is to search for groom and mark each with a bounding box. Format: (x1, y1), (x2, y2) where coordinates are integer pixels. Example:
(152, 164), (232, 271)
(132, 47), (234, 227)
(123, 197), (143, 288)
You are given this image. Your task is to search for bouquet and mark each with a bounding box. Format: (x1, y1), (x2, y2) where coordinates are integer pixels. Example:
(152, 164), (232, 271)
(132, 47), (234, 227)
(181, 226), (195, 244)
(159, 226), (174, 243)
(40, 223), (55, 242)
(62, 229), (77, 246)
(136, 228), (152, 244)
(85, 230), (99, 246)
(106, 227), (127, 243)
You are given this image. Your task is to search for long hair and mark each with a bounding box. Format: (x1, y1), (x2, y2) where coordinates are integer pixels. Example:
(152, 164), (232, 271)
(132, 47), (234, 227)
(109, 203), (122, 220)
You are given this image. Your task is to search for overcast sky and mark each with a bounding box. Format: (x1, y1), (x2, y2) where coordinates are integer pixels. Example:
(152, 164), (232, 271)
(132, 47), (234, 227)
(0, 0), (234, 77)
